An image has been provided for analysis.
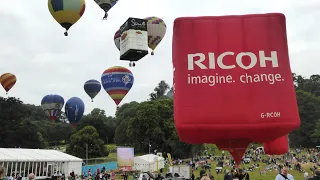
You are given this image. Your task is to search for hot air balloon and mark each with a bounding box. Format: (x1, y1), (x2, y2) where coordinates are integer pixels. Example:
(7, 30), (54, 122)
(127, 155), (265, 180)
(263, 135), (289, 155)
(114, 29), (120, 50)
(0, 73), (16, 94)
(65, 97), (85, 127)
(93, 0), (119, 20)
(172, 13), (300, 164)
(48, 0), (86, 36)
(101, 66), (134, 110)
(166, 88), (173, 98)
(84, 79), (101, 102)
(144, 17), (167, 55)
(41, 94), (65, 123)
(119, 18), (148, 67)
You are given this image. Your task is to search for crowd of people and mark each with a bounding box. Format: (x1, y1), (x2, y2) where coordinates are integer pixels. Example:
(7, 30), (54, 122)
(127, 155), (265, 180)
(1, 146), (320, 180)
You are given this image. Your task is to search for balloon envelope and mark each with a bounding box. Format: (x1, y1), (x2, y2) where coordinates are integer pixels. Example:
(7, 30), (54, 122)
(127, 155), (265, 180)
(84, 79), (101, 101)
(172, 13), (300, 145)
(216, 140), (250, 164)
(65, 97), (85, 127)
(48, 0), (86, 35)
(166, 89), (173, 98)
(114, 29), (120, 50)
(0, 73), (16, 93)
(144, 16), (166, 54)
(94, 0), (119, 19)
(41, 94), (65, 123)
(101, 66), (134, 108)
(263, 135), (289, 155)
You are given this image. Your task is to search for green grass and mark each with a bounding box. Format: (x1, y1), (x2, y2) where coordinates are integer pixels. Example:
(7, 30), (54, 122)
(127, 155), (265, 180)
(188, 162), (311, 180)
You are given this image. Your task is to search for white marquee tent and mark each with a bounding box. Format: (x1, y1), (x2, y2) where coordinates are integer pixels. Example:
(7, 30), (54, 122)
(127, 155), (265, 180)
(0, 148), (83, 179)
(133, 154), (164, 172)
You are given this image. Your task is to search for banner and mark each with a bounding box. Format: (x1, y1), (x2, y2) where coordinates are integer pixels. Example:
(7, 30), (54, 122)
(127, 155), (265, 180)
(117, 147), (134, 171)
(167, 153), (172, 165)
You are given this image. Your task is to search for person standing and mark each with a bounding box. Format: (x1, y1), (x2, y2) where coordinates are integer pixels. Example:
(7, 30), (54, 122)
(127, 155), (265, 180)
(110, 171), (115, 180)
(307, 169), (320, 180)
(275, 167), (294, 180)
(0, 167), (4, 180)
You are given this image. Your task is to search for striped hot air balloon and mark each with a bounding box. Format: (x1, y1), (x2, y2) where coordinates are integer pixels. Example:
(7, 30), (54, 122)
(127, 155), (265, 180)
(0, 73), (17, 94)
(144, 16), (167, 55)
(41, 94), (65, 123)
(114, 29), (121, 50)
(101, 66), (134, 110)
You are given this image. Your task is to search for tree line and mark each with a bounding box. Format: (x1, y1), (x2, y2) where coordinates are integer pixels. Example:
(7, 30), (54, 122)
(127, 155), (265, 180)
(0, 74), (320, 159)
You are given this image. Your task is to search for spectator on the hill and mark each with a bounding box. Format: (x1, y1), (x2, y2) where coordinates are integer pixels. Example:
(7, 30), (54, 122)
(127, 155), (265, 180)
(223, 170), (233, 180)
(28, 173), (35, 180)
(275, 167), (294, 180)
(0, 166), (4, 180)
(308, 169), (320, 180)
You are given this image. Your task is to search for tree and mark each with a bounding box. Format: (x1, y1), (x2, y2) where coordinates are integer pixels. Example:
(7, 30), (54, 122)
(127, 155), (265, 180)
(149, 81), (170, 100)
(115, 97), (204, 158)
(289, 74), (320, 147)
(66, 126), (105, 159)
(77, 108), (116, 144)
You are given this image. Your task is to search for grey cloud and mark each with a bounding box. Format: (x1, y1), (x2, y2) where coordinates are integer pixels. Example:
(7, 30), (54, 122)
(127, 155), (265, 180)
(0, 0), (319, 116)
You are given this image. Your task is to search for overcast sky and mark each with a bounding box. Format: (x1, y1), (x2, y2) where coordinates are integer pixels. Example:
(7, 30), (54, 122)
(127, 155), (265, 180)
(0, 0), (319, 116)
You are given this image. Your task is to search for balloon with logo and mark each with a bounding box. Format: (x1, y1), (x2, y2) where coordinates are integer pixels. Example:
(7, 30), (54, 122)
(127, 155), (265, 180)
(48, 0), (86, 36)
(0, 73), (17, 94)
(93, 0), (119, 20)
(41, 94), (65, 123)
(114, 29), (120, 50)
(144, 17), (167, 55)
(172, 14), (300, 164)
(84, 79), (101, 102)
(65, 97), (85, 127)
(101, 66), (134, 110)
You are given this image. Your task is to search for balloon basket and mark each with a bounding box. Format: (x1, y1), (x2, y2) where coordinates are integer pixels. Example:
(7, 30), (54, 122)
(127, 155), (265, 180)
(71, 123), (77, 128)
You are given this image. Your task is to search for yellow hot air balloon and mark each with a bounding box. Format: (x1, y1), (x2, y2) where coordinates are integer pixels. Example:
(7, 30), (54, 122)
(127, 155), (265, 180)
(48, 0), (86, 36)
(144, 17), (167, 55)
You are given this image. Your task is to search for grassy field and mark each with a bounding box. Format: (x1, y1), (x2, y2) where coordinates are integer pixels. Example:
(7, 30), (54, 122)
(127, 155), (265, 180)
(54, 144), (315, 179)
(188, 162), (312, 180)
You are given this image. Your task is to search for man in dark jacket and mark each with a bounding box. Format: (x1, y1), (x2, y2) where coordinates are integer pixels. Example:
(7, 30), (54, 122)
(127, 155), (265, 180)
(309, 169), (320, 180)
(224, 170), (233, 180)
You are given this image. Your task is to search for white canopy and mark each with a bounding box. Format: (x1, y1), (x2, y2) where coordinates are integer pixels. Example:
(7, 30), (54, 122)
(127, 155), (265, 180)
(0, 148), (82, 162)
(134, 154), (164, 172)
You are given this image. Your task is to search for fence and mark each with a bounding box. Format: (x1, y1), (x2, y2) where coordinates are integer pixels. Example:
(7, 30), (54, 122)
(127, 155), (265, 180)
(82, 161), (118, 175)
(85, 157), (117, 166)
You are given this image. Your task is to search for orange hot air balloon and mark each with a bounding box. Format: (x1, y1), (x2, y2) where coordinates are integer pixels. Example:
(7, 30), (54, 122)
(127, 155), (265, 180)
(0, 73), (17, 94)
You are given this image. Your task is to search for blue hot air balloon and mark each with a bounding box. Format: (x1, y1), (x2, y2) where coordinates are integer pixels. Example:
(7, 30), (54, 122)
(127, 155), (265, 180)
(84, 79), (101, 102)
(41, 94), (64, 123)
(65, 97), (85, 127)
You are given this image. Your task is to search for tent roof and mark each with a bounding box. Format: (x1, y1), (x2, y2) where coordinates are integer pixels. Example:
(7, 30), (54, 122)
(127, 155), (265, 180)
(0, 148), (82, 162)
(135, 154), (164, 163)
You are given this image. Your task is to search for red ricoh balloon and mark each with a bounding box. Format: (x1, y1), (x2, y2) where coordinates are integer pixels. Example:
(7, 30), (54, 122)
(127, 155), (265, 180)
(172, 13), (300, 151)
(263, 135), (289, 155)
